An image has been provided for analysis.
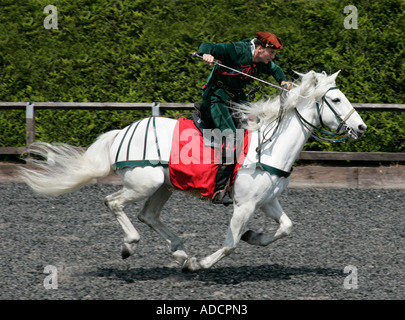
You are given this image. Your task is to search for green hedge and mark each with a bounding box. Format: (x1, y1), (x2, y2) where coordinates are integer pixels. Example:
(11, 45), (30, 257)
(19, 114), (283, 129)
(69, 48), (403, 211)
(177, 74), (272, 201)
(0, 0), (404, 152)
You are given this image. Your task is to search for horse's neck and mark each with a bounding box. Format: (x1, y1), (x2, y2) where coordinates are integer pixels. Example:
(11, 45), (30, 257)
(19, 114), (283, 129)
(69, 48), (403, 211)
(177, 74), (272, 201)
(256, 102), (317, 171)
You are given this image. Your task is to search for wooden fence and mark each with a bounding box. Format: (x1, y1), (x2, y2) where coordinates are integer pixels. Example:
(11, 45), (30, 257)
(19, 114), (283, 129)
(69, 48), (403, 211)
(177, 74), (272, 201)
(1, 101), (405, 162)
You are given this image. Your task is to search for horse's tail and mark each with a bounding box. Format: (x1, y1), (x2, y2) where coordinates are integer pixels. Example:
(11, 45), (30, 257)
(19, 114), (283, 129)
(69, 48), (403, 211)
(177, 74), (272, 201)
(18, 130), (120, 196)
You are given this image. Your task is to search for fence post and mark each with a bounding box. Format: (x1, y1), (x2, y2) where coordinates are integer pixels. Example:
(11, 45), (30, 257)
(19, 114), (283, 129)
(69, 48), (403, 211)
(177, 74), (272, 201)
(26, 102), (35, 156)
(152, 102), (160, 116)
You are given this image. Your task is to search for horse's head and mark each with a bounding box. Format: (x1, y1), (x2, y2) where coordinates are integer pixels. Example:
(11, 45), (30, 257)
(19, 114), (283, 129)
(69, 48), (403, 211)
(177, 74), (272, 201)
(242, 70), (367, 142)
(316, 71), (367, 141)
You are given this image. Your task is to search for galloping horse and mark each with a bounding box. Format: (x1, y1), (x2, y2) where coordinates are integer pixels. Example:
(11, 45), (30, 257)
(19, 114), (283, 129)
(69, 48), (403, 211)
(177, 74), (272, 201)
(19, 71), (367, 272)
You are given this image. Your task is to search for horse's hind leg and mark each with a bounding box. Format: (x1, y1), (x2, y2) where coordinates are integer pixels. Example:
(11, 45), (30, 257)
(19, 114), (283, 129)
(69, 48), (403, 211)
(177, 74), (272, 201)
(138, 186), (188, 266)
(104, 167), (165, 259)
(104, 188), (143, 259)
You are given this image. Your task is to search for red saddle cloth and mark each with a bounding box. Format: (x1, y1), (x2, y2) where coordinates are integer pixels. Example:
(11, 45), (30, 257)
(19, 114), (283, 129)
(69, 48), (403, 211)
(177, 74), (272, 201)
(169, 117), (250, 198)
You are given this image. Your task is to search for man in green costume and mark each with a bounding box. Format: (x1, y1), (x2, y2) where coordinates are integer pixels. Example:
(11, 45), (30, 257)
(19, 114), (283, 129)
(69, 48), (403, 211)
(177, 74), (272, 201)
(198, 32), (291, 205)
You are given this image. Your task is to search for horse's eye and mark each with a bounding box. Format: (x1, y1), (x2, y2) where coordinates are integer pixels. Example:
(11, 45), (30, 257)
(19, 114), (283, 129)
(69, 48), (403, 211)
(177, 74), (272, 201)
(332, 98), (340, 103)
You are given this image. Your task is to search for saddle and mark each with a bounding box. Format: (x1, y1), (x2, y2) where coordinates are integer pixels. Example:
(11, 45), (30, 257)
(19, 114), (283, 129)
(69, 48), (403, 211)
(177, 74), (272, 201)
(168, 116), (250, 198)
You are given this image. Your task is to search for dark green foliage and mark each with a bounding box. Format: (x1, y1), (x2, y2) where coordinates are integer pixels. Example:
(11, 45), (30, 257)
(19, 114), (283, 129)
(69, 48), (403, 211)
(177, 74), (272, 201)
(0, 0), (404, 151)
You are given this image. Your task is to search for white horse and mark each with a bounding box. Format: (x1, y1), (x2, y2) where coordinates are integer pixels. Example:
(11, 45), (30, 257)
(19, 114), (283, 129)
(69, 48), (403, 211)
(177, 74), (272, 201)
(19, 71), (367, 272)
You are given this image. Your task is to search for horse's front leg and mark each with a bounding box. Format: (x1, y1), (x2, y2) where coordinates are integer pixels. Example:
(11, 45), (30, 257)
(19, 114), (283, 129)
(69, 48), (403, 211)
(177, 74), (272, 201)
(182, 202), (255, 272)
(241, 198), (293, 246)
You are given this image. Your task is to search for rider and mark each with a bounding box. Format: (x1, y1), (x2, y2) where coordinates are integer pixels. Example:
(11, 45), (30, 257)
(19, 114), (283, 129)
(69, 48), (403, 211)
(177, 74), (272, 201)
(198, 32), (291, 205)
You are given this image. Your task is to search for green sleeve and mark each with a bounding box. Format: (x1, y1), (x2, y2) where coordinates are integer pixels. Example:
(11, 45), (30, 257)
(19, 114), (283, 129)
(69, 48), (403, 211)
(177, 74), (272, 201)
(199, 42), (287, 84)
(198, 42), (214, 55)
(198, 42), (238, 63)
(263, 61), (287, 84)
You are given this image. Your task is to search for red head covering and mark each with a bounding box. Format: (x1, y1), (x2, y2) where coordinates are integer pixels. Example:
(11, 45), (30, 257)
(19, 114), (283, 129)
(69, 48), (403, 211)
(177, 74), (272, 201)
(256, 32), (283, 49)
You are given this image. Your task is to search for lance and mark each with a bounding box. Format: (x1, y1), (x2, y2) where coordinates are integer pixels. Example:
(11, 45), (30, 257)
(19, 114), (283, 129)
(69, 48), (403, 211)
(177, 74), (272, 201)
(192, 52), (289, 92)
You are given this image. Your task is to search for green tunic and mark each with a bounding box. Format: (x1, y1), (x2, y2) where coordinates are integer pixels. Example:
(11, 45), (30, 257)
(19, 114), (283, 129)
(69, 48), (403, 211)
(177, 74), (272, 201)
(198, 38), (287, 132)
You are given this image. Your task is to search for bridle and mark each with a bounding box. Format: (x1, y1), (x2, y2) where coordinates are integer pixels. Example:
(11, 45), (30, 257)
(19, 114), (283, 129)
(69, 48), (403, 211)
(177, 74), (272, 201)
(294, 87), (356, 143)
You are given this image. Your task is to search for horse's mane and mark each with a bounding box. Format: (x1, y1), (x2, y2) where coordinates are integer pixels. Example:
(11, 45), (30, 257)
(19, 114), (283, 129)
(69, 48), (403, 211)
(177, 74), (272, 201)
(240, 70), (339, 130)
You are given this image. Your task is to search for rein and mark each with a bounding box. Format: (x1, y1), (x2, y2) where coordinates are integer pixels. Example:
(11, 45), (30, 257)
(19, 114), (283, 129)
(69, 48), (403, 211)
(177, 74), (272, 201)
(255, 85), (287, 153)
(294, 87), (355, 143)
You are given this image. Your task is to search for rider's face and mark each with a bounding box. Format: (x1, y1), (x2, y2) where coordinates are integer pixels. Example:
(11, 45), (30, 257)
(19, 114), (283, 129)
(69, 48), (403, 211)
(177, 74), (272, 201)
(254, 47), (278, 64)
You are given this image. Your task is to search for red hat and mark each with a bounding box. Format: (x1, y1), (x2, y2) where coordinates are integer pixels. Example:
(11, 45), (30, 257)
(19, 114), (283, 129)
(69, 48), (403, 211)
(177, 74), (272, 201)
(256, 32), (283, 49)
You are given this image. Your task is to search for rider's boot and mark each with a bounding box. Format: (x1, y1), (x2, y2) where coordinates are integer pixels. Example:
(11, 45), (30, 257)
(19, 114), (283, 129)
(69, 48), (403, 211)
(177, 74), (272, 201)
(212, 163), (235, 206)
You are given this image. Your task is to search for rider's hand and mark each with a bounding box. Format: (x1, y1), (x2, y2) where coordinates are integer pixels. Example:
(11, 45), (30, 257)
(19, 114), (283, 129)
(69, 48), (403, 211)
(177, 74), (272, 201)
(202, 54), (215, 65)
(281, 81), (291, 90)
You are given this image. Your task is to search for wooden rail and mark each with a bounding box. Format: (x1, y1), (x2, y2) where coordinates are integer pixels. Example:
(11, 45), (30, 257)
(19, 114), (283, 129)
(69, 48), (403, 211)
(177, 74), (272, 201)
(1, 101), (403, 111)
(1, 101), (405, 162)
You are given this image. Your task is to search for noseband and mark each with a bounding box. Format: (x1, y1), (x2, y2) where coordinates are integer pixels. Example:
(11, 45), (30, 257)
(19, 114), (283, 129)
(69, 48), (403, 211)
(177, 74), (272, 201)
(295, 87), (356, 143)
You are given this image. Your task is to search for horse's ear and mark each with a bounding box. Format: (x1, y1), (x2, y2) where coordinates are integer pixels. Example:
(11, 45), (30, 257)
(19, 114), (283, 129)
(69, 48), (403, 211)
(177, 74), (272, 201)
(293, 70), (304, 77)
(330, 70), (341, 81)
(312, 71), (318, 87)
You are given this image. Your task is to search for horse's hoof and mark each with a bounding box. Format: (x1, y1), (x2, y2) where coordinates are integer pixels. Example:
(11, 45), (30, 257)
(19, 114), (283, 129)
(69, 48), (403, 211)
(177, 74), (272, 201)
(181, 257), (200, 273)
(241, 230), (257, 242)
(121, 243), (134, 259)
(173, 250), (188, 266)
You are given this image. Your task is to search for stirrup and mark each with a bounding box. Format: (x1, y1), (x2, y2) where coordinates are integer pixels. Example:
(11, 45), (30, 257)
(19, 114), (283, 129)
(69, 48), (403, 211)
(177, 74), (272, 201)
(212, 190), (233, 206)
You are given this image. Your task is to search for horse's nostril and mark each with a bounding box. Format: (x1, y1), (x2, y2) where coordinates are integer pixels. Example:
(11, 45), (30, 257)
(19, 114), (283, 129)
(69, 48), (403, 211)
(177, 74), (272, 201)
(358, 124), (366, 131)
